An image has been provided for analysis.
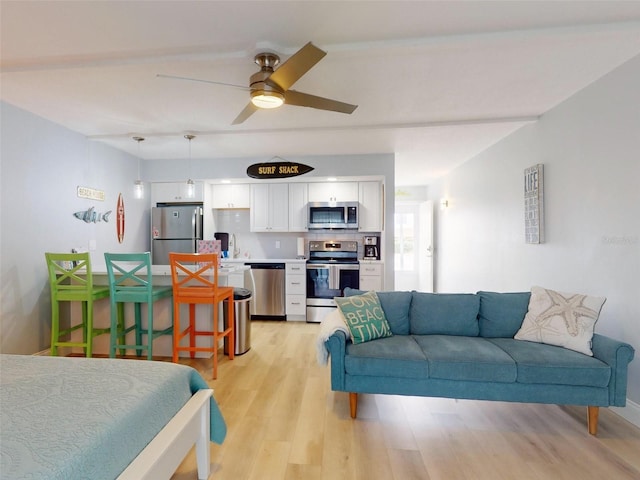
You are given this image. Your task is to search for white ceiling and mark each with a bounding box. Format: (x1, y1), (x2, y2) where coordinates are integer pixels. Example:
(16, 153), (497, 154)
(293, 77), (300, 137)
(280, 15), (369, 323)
(2, 1), (640, 186)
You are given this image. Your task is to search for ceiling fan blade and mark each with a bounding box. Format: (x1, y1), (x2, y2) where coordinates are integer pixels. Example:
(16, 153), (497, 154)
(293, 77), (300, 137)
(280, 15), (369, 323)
(267, 42), (326, 91)
(156, 74), (249, 91)
(232, 102), (259, 125)
(284, 90), (358, 114)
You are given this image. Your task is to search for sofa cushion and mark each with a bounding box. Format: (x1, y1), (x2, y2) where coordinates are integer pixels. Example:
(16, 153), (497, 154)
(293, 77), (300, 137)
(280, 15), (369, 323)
(410, 292), (480, 336)
(478, 291), (531, 338)
(345, 336), (428, 379)
(514, 286), (606, 356)
(488, 338), (611, 387)
(413, 335), (516, 383)
(335, 291), (393, 344)
(344, 288), (412, 335)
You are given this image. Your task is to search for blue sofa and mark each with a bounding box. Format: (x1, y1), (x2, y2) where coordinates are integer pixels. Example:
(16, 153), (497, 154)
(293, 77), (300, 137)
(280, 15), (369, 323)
(325, 289), (635, 435)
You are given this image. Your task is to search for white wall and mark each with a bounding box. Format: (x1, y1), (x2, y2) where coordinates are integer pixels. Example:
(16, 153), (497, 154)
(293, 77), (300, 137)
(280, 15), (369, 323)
(0, 102), (149, 354)
(430, 55), (640, 414)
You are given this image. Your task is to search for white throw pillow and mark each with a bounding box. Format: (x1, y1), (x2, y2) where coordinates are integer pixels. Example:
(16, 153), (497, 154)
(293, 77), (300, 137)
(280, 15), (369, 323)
(514, 286), (605, 356)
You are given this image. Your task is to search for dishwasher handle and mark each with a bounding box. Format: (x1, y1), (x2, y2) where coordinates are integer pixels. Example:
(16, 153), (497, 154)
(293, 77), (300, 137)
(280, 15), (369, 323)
(245, 263), (286, 269)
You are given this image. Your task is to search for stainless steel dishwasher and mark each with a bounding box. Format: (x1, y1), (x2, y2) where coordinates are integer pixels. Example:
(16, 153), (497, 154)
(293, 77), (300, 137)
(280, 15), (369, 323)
(244, 263), (286, 320)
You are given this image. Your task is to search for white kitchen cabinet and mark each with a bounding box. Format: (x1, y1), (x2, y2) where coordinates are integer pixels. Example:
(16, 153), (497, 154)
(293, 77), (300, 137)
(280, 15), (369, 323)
(285, 263), (306, 321)
(308, 181), (358, 203)
(250, 183), (289, 232)
(359, 262), (384, 291)
(288, 183), (308, 232)
(227, 269), (246, 289)
(151, 181), (204, 204)
(358, 181), (384, 232)
(212, 184), (250, 209)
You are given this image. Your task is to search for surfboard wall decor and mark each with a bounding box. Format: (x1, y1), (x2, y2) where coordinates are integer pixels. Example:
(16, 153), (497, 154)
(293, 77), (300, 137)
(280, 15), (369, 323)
(116, 193), (125, 243)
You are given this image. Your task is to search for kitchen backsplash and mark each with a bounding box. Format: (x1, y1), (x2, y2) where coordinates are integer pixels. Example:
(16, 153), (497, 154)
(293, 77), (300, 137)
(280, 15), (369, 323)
(212, 209), (376, 259)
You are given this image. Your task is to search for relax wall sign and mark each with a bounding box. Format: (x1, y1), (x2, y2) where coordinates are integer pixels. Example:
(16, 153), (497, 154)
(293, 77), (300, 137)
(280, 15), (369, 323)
(524, 164), (544, 244)
(247, 161), (314, 179)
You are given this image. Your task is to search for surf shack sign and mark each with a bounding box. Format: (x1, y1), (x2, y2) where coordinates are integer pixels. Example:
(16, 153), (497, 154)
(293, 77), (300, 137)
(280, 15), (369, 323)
(247, 161), (314, 180)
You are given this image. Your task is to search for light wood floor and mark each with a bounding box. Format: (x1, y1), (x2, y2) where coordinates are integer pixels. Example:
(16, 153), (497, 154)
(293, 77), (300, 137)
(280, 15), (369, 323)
(171, 321), (640, 480)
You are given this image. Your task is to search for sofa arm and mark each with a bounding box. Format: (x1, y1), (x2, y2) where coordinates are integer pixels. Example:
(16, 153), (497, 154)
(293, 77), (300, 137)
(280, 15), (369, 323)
(325, 330), (348, 391)
(591, 333), (635, 406)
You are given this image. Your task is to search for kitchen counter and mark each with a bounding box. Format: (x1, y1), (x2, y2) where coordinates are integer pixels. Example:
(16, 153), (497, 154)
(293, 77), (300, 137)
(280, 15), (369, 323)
(69, 259), (308, 358)
(91, 263), (250, 277)
(219, 258), (307, 264)
(71, 263), (251, 359)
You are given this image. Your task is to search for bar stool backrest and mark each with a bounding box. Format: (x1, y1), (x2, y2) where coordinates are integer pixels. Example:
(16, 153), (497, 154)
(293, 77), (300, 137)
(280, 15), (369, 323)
(45, 252), (95, 301)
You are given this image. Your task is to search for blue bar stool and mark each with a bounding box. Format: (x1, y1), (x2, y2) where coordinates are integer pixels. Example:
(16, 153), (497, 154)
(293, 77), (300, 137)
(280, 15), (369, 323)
(104, 252), (173, 360)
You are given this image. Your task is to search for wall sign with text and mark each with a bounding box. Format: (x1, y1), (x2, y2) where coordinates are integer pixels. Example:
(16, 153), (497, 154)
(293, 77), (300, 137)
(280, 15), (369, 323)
(247, 161), (314, 179)
(77, 186), (105, 201)
(524, 164), (544, 244)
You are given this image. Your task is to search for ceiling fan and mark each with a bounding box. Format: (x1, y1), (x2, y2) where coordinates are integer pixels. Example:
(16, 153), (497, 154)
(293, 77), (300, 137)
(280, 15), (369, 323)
(158, 42), (358, 125)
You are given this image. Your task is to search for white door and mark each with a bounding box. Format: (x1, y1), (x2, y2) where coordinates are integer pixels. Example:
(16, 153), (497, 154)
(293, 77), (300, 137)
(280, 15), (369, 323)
(419, 200), (434, 292)
(394, 201), (433, 292)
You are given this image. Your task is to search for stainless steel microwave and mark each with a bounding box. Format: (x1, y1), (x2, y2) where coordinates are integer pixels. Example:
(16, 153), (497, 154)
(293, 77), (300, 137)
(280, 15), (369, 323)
(307, 202), (358, 230)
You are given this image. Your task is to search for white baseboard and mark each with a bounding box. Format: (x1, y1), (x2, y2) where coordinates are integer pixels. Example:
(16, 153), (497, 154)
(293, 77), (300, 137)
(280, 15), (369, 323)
(612, 398), (640, 429)
(33, 348), (50, 356)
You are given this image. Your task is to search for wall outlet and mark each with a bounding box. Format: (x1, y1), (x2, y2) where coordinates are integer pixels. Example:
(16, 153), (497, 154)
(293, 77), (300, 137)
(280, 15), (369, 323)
(89, 239), (97, 251)
(275, 240), (281, 249)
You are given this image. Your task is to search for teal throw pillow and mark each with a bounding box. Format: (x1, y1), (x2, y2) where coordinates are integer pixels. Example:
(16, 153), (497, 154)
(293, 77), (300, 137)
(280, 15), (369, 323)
(334, 291), (393, 344)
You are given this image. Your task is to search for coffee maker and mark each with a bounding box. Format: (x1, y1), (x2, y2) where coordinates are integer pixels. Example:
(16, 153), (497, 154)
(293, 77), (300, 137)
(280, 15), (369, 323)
(363, 235), (380, 260)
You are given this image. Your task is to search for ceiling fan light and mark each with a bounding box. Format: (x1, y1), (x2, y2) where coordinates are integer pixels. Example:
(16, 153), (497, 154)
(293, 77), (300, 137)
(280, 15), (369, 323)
(251, 91), (284, 109)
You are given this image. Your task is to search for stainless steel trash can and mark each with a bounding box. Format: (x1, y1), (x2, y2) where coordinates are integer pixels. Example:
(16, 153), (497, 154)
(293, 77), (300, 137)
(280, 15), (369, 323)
(224, 288), (252, 355)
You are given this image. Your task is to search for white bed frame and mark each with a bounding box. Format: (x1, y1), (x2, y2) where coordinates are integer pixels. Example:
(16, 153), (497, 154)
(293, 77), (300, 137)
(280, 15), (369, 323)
(117, 389), (213, 480)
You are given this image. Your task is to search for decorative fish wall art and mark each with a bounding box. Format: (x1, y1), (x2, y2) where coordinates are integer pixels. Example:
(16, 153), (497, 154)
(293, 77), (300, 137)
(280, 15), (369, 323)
(73, 207), (112, 223)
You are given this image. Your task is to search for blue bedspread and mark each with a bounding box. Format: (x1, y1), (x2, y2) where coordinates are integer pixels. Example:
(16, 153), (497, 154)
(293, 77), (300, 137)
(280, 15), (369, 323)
(0, 354), (226, 480)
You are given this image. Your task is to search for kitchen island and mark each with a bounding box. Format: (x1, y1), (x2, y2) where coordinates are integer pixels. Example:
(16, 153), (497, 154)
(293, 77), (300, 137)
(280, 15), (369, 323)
(65, 263), (250, 359)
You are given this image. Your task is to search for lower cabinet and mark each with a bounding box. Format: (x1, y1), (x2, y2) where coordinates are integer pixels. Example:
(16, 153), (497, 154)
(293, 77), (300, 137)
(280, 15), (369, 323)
(286, 263), (306, 321)
(359, 262), (384, 291)
(227, 270), (246, 289)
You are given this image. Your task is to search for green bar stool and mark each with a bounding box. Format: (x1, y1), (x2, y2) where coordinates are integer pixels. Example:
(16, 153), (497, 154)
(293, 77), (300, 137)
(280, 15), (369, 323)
(104, 252), (173, 360)
(45, 252), (110, 357)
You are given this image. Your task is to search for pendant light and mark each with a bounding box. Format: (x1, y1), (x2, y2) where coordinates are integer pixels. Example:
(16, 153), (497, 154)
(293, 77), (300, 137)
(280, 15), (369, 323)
(133, 136), (144, 199)
(185, 134), (195, 199)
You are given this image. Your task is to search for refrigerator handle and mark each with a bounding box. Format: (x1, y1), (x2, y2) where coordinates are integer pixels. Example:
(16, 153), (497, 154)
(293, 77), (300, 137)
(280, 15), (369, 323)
(194, 207), (202, 240)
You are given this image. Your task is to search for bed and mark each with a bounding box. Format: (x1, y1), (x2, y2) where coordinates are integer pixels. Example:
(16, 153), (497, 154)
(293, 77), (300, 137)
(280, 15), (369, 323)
(0, 354), (226, 480)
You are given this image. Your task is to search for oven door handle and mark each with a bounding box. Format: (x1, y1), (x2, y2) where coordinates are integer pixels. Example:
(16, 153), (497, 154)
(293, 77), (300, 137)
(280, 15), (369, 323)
(330, 265), (339, 290)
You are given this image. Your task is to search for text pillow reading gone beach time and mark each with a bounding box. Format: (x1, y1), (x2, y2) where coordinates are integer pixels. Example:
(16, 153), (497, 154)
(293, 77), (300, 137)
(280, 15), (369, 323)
(334, 291), (393, 344)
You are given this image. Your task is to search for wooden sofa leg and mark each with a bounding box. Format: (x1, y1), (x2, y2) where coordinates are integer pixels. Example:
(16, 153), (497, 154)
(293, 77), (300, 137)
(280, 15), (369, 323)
(587, 406), (599, 435)
(349, 393), (358, 418)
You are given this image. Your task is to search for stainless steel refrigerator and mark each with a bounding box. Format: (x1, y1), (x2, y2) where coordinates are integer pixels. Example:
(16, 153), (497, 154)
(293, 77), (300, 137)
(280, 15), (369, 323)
(151, 205), (203, 265)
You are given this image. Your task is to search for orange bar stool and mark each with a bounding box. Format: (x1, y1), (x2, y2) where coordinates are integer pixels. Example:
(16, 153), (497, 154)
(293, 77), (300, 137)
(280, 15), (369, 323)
(104, 252), (173, 360)
(45, 252), (110, 357)
(169, 252), (234, 379)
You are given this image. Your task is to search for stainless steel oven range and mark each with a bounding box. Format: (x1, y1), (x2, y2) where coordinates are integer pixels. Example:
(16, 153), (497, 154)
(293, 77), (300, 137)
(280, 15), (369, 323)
(306, 240), (359, 323)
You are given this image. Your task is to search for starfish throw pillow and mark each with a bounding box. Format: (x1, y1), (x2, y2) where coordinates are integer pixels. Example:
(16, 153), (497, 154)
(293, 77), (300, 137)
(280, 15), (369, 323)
(514, 286), (606, 356)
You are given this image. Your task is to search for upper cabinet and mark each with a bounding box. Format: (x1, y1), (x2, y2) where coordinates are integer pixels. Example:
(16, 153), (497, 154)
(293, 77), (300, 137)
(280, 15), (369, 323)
(212, 184), (250, 209)
(358, 181), (384, 232)
(288, 183), (308, 232)
(308, 182), (358, 203)
(151, 181), (204, 205)
(250, 183), (289, 232)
